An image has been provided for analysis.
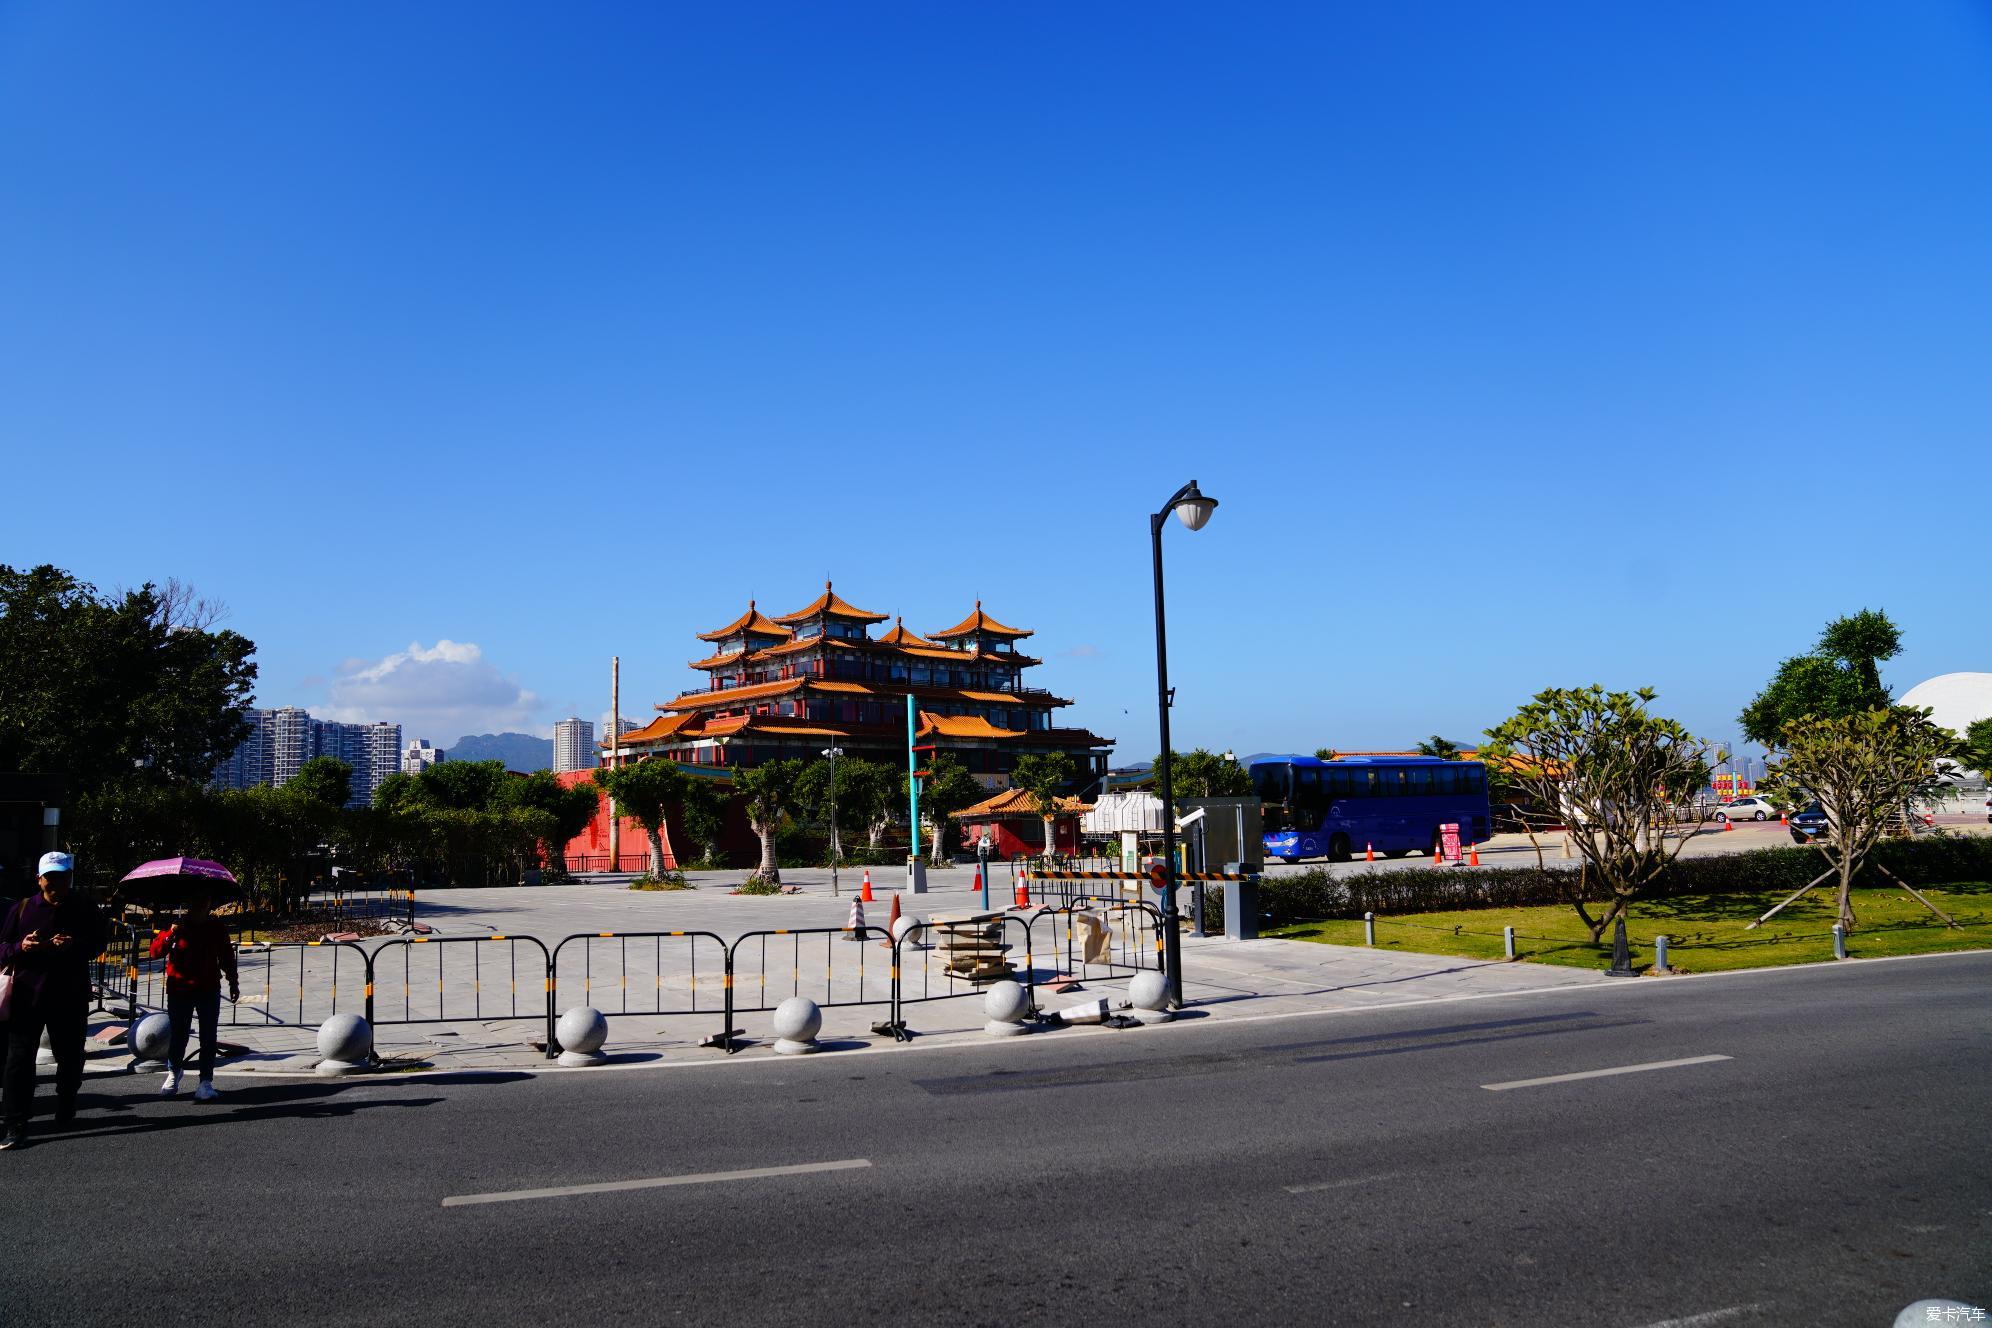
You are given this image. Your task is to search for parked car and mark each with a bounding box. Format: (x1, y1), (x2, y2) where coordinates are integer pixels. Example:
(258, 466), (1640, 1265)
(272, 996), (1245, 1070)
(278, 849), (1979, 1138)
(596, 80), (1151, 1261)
(1788, 803), (1829, 844)
(1714, 796), (1777, 823)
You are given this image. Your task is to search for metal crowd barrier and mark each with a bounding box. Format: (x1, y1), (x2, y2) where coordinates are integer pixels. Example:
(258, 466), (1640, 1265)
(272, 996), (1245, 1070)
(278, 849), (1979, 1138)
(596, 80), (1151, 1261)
(550, 930), (730, 1047)
(99, 902), (1177, 1061)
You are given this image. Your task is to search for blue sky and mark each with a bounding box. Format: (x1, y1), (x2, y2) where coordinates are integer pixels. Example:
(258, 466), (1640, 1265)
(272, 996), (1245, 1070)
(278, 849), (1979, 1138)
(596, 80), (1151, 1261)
(4, 3), (1988, 760)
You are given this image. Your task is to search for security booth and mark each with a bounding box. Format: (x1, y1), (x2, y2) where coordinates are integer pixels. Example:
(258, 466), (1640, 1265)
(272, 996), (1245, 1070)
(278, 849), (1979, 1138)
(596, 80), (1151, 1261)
(1179, 796), (1263, 874)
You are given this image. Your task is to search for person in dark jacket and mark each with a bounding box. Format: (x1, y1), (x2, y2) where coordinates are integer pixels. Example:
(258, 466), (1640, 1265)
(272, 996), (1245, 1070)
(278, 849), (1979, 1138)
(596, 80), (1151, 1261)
(0, 852), (108, 1150)
(147, 885), (238, 1100)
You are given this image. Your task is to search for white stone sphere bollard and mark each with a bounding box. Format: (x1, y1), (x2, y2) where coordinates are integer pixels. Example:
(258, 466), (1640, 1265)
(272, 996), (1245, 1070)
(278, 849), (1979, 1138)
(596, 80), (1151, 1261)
(315, 1013), (373, 1075)
(1128, 970), (1174, 1023)
(982, 980), (1030, 1037)
(129, 1012), (173, 1070)
(891, 915), (925, 949)
(556, 1006), (609, 1067)
(771, 996), (822, 1055)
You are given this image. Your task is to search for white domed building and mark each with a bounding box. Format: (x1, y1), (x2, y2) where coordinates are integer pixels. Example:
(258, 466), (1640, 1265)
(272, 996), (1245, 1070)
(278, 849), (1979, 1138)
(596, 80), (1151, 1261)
(1901, 672), (1992, 788)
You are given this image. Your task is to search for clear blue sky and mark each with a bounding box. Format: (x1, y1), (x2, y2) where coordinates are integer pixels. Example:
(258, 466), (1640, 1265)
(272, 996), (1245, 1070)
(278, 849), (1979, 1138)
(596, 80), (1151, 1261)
(4, 3), (1988, 760)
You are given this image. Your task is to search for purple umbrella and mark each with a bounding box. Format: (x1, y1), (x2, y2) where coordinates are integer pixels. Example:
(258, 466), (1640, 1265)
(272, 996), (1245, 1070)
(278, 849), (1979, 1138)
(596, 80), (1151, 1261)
(121, 857), (238, 885)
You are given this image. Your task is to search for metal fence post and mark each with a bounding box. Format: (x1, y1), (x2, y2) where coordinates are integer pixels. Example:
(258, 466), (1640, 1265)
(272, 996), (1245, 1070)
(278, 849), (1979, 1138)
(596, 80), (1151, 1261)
(364, 950), (376, 1027)
(1831, 924), (1846, 960)
(722, 944), (737, 1054)
(1503, 926), (1516, 960)
(1364, 911), (1375, 946)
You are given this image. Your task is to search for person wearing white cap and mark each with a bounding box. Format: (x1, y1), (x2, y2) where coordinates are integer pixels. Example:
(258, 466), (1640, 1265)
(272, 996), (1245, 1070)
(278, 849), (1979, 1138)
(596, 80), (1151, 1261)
(0, 852), (107, 1150)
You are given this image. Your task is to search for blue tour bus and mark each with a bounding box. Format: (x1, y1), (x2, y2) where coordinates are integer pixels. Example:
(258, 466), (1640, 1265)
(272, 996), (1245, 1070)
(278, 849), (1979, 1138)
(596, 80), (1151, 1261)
(1252, 755), (1493, 863)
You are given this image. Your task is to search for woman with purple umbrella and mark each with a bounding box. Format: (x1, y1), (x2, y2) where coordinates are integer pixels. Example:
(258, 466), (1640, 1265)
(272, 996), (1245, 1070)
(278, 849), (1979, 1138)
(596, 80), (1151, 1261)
(125, 858), (241, 1102)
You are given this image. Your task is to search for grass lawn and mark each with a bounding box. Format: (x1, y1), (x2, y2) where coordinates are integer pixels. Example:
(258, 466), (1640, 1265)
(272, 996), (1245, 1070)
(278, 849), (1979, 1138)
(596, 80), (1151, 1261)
(1264, 882), (1992, 974)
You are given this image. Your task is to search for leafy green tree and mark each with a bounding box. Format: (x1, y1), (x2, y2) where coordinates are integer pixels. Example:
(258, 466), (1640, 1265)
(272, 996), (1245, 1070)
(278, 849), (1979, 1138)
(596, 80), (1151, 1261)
(288, 756), (353, 808)
(1312, 748), (1337, 761)
(1009, 752), (1075, 858)
(0, 564), (257, 792)
(1415, 736), (1461, 760)
(733, 759), (803, 882)
(1740, 610), (1900, 747)
(1759, 707), (1959, 930)
(795, 755), (881, 861)
(593, 759), (684, 877)
(496, 770), (600, 878)
(847, 760), (903, 849)
(1482, 686), (1712, 941)
(1151, 748), (1252, 799)
(677, 777), (731, 867)
(371, 771), (421, 815)
(914, 754), (982, 864)
(414, 759), (511, 811)
(1962, 717), (1992, 782)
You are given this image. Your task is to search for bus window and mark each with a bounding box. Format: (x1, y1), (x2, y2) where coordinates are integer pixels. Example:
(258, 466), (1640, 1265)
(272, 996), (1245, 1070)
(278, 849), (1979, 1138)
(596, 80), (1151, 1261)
(1251, 765), (1288, 803)
(1466, 766), (1487, 794)
(1409, 767), (1434, 796)
(1435, 766), (1458, 796)
(1296, 767), (1323, 802)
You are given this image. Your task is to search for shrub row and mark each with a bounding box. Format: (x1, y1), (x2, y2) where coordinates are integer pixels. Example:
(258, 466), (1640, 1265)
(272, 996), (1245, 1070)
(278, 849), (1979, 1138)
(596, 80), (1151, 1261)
(1198, 836), (1992, 929)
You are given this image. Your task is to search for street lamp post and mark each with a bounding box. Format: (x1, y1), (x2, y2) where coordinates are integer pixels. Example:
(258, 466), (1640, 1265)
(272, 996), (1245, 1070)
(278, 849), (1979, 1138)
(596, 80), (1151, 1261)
(822, 746), (844, 897)
(1151, 479), (1218, 1009)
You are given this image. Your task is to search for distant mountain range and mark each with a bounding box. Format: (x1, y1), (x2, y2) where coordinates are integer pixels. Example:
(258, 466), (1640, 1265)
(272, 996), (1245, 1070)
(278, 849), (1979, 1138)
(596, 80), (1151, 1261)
(444, 732), (553, 771)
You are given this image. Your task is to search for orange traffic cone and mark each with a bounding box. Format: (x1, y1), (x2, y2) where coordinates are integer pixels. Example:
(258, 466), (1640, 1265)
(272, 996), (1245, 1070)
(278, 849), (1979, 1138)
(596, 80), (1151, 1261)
(881, 893), (901, 948)
(1015, 872), (1031, 908)
(1779, 812), (1787, 826)
(860, 870), (874, 902)
(1365, 842), (1375, 862)
(1432, 842), (1443, 864)
(1468, 843), (1481, 867)
(971, 866), (982, 894)
(1724, 819), (1734, 832)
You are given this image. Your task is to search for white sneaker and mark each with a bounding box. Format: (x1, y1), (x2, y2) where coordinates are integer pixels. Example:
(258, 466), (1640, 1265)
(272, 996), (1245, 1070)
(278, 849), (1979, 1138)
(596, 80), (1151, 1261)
(194, 1081), (217, 1103)
(159, 1070), (182, 1097)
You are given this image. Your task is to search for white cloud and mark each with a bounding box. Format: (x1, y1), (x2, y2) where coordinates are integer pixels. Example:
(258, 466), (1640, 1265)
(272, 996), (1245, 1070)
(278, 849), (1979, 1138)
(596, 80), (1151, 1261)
(321, 640), (543, 743)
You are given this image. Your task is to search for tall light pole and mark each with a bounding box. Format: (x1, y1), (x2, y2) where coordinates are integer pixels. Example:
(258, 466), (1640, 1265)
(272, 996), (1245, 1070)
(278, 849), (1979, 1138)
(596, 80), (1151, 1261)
(1151, 479), (1218, 1008)
(822, 746), (844, 897)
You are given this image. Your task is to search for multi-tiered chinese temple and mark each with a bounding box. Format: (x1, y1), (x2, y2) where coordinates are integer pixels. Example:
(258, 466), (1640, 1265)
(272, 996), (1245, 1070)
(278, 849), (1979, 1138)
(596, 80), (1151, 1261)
(609, 583), (1110, 791)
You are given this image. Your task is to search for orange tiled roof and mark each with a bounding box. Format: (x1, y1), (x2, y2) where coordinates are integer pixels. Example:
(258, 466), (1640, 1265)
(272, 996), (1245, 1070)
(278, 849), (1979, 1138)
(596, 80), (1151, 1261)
(607, 713), (703, 745)
(696, 600), (794, 644)
(772, 581), (888, 626)
(688, 649), (748, 671)
(661, 678), (809, 712)
(876, 617), (936, 649)
(916, 712), (1027, 740)
(953, 788), (1089, 819)
(930, 600), (1031, 640)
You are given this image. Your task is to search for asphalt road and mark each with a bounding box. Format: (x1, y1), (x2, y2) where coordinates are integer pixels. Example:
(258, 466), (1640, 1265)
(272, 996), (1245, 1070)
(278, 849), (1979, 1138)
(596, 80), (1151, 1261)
(3, 954), (1987, 1327)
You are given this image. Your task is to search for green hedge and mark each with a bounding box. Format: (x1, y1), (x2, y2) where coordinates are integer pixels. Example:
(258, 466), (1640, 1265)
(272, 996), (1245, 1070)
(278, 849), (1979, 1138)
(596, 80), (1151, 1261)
(1202, 836), (1992, 929)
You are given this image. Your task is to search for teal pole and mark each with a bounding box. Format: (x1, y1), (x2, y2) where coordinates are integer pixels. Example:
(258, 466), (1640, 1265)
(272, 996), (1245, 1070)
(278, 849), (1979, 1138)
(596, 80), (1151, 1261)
(907, 695), (920, 864)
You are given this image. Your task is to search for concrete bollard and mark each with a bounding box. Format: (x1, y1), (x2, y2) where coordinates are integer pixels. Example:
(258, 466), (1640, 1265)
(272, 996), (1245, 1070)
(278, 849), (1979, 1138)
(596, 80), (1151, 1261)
(982, 980), (1030, 1037)
(1831, 924), (1847, 960)
(891, 914), (926, 950)
(1364, 911), (1375, 947)
(555, 1006), (609, 1067)
(1503, 926), (1516, 960)
(772, 996), (823, 1054)
(314, 1013), (372, 1076)
(128, 1012), (172, 1072)
(1128, 970), (1173, 1023)
(1653, 934), (1671, 974)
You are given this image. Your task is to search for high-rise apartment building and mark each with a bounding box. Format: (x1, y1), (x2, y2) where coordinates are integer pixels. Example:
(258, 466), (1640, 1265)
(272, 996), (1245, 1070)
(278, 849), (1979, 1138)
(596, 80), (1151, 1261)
(552, 718), (596, 773)
(402, 739), (444, 776)
(210, 708), (402, 808)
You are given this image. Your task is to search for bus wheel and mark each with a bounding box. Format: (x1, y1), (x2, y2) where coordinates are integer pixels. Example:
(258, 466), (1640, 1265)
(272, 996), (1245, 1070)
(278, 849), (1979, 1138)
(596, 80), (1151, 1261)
(1328, 834), (1352, 863)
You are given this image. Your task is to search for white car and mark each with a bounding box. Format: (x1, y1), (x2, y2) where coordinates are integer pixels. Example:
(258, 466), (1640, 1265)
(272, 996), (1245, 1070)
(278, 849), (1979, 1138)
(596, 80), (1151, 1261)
(1714, 796), (1777, 823)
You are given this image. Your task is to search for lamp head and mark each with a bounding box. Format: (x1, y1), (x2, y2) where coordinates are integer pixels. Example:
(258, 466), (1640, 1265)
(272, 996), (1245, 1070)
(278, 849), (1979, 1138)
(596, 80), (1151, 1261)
(1172, 481), (1218, 531)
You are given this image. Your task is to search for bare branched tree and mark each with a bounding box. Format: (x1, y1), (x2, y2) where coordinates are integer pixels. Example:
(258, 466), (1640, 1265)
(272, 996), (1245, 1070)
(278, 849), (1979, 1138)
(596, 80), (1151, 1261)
(1482, 685), (1713, 941)
(152, 578), (229, 632)
(1756, 706), (1959, 932)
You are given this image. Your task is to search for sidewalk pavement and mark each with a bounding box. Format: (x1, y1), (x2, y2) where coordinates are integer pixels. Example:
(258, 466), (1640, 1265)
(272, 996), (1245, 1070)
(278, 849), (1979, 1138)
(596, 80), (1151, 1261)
(84, 929), (1611, 1080)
